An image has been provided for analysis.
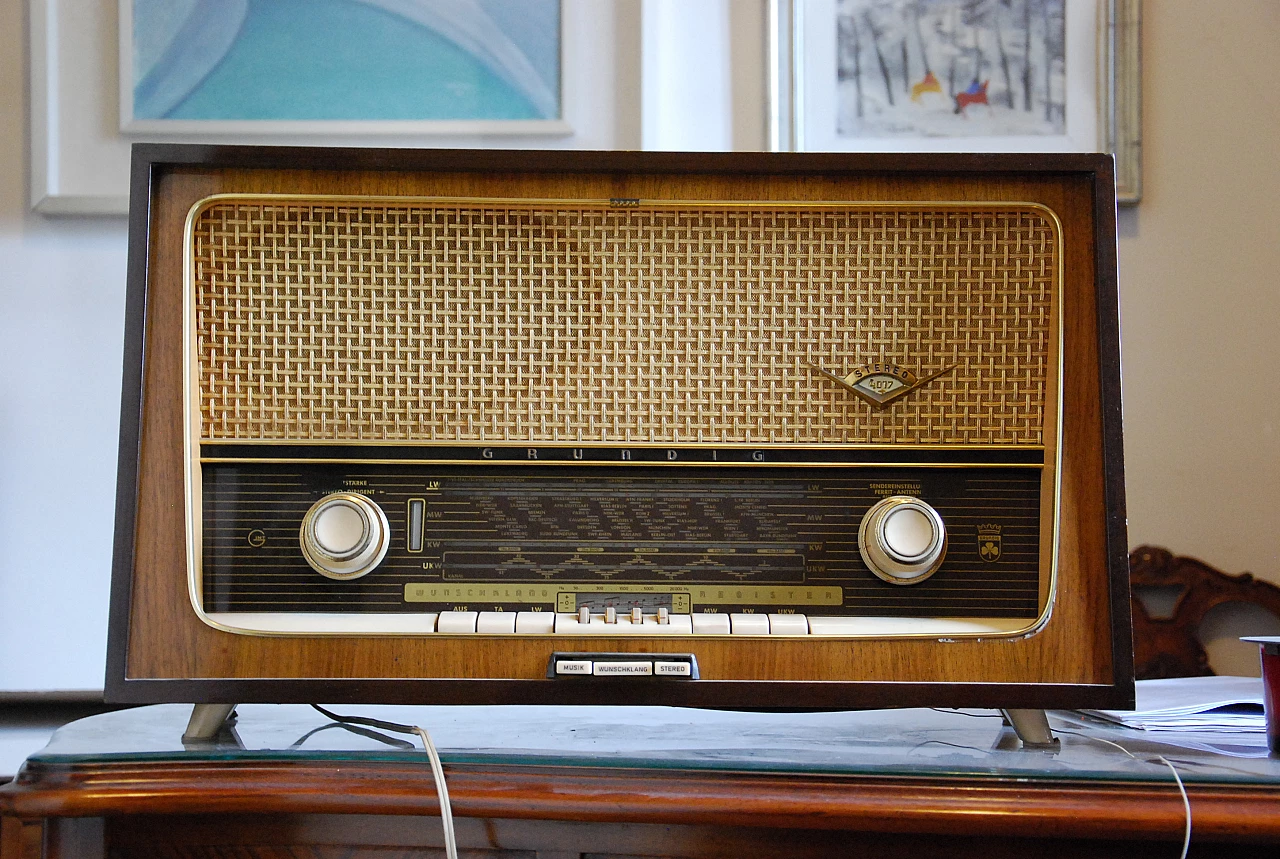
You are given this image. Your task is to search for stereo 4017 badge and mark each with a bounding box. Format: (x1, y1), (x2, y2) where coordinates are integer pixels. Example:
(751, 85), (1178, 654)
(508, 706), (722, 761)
(813, 361), (957, 409)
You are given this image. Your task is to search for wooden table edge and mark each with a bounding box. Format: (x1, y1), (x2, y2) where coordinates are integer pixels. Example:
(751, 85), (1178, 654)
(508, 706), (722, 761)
(3, 758), (1277, 844)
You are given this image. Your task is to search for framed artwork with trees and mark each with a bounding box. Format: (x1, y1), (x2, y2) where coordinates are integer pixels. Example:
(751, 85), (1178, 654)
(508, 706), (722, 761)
(772, 0), (1141, 202)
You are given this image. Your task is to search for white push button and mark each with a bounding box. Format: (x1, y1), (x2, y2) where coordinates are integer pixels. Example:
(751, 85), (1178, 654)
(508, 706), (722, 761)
(767, 614), (810, 635)
(882, 507), (935, 561)
(515, 612), (556, 634)
(593, 661), (653, 676)
(691, 614), (731, 635)
(556, 660), (593, 675)
(730, 613), (770, 635)
(476, 611), (516, 634)
(436, 611), (479, 633)
(313, 504), (366, 555)
(654, 661), (692, 676)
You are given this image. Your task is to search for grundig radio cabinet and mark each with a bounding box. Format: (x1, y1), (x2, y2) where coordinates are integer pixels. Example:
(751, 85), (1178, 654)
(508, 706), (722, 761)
(107, 146), (1132, 743)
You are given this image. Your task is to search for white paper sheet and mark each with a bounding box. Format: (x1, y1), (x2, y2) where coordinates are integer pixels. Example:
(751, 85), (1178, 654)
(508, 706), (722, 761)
(1080, 676), (1266, 733)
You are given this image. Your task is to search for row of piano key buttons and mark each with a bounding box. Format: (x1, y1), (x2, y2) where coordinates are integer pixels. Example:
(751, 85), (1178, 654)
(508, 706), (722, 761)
(433, 610), (811, 635)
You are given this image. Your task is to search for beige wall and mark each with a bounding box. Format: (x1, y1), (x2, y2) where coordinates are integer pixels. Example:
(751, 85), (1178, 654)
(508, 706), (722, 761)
(1118, 1), (1280, 673)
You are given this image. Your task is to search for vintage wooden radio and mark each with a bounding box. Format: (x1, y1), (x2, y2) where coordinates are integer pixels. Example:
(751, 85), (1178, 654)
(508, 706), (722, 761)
(107, 145), (1132, 741)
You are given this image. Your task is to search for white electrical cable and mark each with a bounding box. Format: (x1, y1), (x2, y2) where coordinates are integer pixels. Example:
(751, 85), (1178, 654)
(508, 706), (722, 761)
(1155, 754), (1192, 859)
(414, 726), (459, 859)
(310, 705), (458, 859)
(1052, 727), (1191, 859)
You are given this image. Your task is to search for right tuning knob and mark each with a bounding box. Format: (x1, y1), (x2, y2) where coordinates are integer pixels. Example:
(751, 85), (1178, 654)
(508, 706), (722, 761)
(858, 495), (948, 585)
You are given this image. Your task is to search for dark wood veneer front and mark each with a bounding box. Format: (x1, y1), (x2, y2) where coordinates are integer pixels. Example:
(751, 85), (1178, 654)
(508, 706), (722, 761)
(108, 146), (1130, 709)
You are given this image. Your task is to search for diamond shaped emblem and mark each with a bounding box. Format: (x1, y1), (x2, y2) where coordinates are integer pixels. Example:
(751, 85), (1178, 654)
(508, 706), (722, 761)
(813, 361), (956, 409)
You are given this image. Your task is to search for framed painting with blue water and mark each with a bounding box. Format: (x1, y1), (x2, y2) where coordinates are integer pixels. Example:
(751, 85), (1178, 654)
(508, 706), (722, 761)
(120, 0), (564, 134)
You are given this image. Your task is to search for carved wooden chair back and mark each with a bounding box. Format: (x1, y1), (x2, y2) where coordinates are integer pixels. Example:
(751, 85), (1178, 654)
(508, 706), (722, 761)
(1130, 545), (1280, 679)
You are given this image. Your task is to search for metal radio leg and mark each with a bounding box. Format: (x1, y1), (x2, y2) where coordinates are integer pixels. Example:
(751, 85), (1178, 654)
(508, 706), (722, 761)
(1000, 708), (1060, 749)
(182, 703), (238, 743)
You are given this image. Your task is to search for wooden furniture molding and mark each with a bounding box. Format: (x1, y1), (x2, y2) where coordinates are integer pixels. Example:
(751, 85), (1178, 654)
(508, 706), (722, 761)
(4, 757), (1279, 845)
(1130, 545), (1280, 679)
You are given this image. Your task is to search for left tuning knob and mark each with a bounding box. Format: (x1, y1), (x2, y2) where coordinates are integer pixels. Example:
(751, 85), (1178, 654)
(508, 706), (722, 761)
(299, 493), (390, 580)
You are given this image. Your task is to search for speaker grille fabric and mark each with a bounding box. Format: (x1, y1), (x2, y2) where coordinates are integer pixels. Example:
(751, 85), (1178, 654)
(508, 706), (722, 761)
(190, 199), (1058, 446)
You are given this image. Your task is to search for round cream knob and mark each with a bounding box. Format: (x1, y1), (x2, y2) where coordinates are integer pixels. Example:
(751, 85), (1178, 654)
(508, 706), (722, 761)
(300, 493), (389, 580)
(313, 503), (366, 556)
(858, 495), (947, 585)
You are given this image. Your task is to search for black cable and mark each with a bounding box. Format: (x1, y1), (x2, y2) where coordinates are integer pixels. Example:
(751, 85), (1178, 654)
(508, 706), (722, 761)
(308, 704), (457, 859)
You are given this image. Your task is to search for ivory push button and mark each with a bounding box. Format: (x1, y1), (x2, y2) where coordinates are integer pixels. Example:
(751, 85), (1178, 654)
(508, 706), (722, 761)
(547, 653), (699, 679)
(654, 661), (692, 676)
(476, 612), (516, 634)
(767, 614), (810, 635)
(555, 660), (593, 675)
(593, 661), (653, 676)
(691, 614), (731, 635)
(515, 612), (556, 634)
(730, 613), (770, 635)
(436, 611), (479, 633)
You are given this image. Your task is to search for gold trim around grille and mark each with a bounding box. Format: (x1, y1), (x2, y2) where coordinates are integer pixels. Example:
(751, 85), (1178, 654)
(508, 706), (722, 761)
(187, 194), (1061, 447)
(182, 192), (1063, 641)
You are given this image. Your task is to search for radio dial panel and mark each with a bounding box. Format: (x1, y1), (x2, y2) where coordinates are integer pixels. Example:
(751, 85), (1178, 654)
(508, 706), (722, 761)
(202, 458), (1042, 634)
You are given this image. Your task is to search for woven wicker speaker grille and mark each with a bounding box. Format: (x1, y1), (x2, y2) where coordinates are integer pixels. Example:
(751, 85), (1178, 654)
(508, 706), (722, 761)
(189, 199), (1059, 446)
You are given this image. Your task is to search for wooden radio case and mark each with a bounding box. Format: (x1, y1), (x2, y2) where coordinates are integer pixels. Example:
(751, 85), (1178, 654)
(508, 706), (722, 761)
(107, 145), (1132, 718)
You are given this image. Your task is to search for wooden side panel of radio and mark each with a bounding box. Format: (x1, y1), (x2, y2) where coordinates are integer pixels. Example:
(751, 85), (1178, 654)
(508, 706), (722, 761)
(107, 146), (1130, 709)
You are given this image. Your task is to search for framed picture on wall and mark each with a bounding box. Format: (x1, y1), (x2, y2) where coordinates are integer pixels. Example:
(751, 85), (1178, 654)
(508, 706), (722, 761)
(32, 0), (630, 215)
(118, 0), (568, 136)
(771, 0), (1141, 202)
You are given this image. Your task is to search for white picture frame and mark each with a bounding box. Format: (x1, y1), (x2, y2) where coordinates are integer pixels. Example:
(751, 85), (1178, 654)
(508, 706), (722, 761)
(771, 0), (1141, 203)
(116, 0), (568, 136)
(29, 0), (620, 215)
